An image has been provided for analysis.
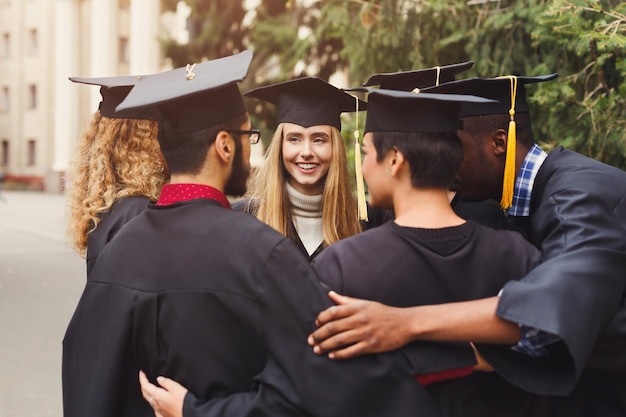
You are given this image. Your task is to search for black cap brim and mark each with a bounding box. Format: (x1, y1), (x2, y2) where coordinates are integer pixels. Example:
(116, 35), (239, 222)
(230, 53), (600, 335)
(422, 73), (559, 117)
(363, 61), (474, 91)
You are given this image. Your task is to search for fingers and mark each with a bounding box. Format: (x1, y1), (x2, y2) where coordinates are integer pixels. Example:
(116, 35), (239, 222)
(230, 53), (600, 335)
(314, 302), (361, 328)
(139, 371), (157, 405)
(157, 376), (188, 396)
(327, 291), (359, 305)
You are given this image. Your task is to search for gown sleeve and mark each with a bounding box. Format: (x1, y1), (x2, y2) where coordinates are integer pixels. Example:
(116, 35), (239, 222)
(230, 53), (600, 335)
(482, 187), (626, 395)
(183, 239), (438, 417)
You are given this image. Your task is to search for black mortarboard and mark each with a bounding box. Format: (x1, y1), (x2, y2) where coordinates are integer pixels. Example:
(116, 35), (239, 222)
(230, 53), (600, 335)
(116, 50), (253, 132)
(244, 76), (366, 130)
(362, 61), (474, 92)
(423, 73), (558, 210)
(364, 89), (497, 134)
(422, 74), (558, 117)
(69, 75), (157, 120)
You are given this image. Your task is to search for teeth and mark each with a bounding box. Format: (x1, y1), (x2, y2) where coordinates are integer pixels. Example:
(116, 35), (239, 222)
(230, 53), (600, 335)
(298, 163), (317, 170)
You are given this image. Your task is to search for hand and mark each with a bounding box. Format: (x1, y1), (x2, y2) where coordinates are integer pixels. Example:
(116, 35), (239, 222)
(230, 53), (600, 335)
(139, 370), (188, 417)
(307, 291), (414, 359)
(470, 343), (494, 372)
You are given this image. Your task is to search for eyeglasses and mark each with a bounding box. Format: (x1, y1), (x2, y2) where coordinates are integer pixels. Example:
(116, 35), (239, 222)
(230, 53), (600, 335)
(226, 129), (261, 144)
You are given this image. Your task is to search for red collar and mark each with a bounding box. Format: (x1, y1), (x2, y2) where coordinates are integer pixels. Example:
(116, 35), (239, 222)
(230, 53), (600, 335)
(156, 183), (231, 209)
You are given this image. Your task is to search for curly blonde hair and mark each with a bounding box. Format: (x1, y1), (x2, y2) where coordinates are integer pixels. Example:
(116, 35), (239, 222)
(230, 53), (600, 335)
(66, 113), (166, 257)
(247, 123), (361, 247)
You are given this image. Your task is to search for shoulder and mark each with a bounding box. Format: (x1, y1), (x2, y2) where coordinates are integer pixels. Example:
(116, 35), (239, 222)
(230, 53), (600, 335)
(472, 221), (540, 260)
(231, 198), (257, 214)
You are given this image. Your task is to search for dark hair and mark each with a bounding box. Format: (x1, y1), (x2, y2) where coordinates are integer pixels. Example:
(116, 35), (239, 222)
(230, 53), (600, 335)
(462, 112), (534, 147)
(372, 131), (463, 189)
(158, 112), (249, 175)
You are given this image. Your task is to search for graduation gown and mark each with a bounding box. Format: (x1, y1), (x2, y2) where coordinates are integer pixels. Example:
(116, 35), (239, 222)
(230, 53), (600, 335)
(311, 220), (550, 417)
(62, 199), (437, 417)
(478, 147), (626, 414)
(85, 196), (150, 277)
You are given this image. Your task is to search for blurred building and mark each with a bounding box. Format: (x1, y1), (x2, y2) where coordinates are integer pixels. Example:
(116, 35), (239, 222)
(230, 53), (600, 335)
(0, 0), (264, 193)
(0, 0), (162, 192)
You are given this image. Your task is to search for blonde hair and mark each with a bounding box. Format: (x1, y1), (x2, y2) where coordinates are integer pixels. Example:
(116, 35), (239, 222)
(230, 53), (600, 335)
(247, 123), (361, 247)
(66, 113), (166, 257)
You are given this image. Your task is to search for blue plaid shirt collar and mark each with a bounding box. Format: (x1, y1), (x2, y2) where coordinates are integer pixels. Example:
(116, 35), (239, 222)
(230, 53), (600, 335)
(507, 144), (547, 217)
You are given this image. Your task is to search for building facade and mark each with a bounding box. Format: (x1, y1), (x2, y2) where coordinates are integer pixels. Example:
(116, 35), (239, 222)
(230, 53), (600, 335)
(1, 0), (167, 192)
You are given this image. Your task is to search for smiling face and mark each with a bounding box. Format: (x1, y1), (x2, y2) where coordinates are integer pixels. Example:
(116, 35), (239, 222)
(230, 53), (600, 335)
(281, 123), (333, 195)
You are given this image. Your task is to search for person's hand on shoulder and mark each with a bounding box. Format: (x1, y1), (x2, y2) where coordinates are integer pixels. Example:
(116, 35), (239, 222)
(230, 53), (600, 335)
(307, 291), (415, 359)
(139, 370), (187, 417)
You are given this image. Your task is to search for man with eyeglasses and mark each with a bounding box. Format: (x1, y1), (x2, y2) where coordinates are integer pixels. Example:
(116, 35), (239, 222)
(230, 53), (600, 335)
(62, 52), (435, 417)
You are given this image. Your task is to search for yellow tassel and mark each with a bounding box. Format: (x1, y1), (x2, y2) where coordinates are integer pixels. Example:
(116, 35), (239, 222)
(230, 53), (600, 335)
(500, 118), (516, 210)
(498, 76), (518, 211)
(350, 94), (368, 222)
(354, 131), (369, 221)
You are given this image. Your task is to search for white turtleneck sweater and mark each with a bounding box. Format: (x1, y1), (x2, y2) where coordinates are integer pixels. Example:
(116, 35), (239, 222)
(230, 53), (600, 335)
(286, 182), (324, 256)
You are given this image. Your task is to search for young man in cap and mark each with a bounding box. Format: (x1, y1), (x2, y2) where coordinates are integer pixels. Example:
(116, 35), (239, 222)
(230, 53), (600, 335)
(309, 74), (626, 415)
(362, 62), (519, 232)
(308, 88), (551, 416)
(62, 51), (435, 417)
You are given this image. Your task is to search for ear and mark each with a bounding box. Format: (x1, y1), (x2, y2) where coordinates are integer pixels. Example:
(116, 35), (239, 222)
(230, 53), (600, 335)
(388, 147), (405, 177)
(492, 129), (508, 157)
(214, 131), (234, 164)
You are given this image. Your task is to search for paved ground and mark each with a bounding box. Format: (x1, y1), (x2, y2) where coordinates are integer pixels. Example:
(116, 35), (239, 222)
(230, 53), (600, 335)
(0, 190), (85, 417)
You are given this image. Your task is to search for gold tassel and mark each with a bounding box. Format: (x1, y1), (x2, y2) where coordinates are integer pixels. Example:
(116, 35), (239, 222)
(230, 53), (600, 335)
(498, 75), (518, 211)
(352, 95), (369, 221)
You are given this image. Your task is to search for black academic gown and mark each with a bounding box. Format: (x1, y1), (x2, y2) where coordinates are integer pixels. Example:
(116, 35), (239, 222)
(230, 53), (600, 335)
(477, 147), (626, 415)
(311, 220), (550, 417)
(85, 196), (150, 277)
(62, 199), (437, 417)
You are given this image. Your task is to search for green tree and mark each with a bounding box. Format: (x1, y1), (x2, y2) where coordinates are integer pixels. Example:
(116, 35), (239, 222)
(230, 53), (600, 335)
(160, 0), (626, 169)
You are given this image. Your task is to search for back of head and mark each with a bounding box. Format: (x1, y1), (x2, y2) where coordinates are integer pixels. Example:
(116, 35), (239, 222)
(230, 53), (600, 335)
(66, 75), (166, 256)
(364, 89), (497, 189)
(117, 51), (253, 175)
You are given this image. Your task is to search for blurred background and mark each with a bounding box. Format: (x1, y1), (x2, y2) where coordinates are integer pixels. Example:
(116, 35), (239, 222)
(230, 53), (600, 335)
(0, 0), (624, 196)
(0, 1), (624, 416)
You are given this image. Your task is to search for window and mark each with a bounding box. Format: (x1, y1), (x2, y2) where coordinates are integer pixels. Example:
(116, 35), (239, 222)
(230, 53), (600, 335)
(28, 84), (37, 109)
(28, 29), (37, 56)
(1, 140), (8, 166)
(1, 86), (8, 112)
(27, 139), (36, 166)
(2, 33), (9, 58)
(118, 37), (129, 64)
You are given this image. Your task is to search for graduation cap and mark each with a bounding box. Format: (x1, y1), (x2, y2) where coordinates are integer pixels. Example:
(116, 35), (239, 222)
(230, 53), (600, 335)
(69, 75), (158, 120)
(364, 89), (497, 134)
(116, 50), (253, 132)
(421, 73), (559, 117)
(423, 73), (558, 211)
(243, 76), (366, 130)
(362, 61), (474, 92)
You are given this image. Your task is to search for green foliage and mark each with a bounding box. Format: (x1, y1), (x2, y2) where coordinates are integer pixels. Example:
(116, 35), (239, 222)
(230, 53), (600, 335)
(161, 0), (626, 169)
